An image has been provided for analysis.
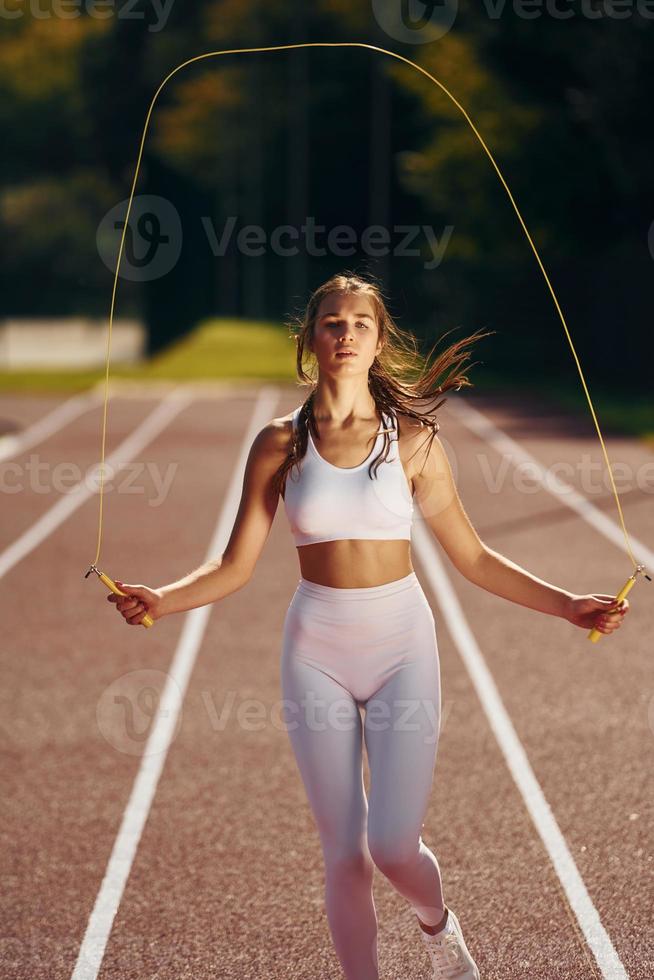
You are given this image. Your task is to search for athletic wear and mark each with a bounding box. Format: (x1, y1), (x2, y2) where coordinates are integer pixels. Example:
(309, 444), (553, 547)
(280, 571), (444, 980)
(282, 405), (413, 546)
(420, 907), (480, 979)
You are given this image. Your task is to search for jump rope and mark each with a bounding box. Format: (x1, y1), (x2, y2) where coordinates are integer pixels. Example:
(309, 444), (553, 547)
(85, 42), (650, 642)
(81, 43), (651, 977)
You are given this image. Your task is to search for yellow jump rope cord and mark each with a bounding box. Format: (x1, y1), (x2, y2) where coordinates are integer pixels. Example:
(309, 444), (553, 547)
(88, 42), (647, 638)
(86, 43), (647, 972)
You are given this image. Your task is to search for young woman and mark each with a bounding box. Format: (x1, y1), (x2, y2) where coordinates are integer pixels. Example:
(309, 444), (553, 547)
(110, 272), (629, 980)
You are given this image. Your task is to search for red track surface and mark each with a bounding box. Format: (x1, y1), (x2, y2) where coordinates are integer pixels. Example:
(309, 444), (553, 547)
(1, 383), (652, 979)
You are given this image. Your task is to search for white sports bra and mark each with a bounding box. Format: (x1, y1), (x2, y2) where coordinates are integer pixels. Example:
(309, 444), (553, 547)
(282, 405), (414, 547)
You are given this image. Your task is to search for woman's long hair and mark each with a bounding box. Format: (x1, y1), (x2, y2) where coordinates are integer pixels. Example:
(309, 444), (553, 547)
(272, 271), (494, 497)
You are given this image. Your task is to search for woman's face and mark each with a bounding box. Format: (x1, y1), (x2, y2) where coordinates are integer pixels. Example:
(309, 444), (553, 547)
(310, 292), (383, 378)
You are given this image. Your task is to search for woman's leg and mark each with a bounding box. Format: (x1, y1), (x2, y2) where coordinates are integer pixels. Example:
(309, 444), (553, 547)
(363, 607), (445, 927)
(281, 656), (380, 980)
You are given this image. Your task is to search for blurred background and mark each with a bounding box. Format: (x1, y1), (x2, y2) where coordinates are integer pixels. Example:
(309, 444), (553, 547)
(0, 0), (651, 432)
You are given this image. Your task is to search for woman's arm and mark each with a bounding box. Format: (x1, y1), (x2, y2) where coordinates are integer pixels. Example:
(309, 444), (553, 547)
(466, 546), (572, 618)
(157, 555), (249, 618)
(412, 426), (629, 632)
(109, 419), (288, 624)
(466, 548), (630, 632)
(411, 422), (569, 618)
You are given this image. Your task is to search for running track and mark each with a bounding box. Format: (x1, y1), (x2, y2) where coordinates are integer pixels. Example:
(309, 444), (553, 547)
(1, 381), (652, 980)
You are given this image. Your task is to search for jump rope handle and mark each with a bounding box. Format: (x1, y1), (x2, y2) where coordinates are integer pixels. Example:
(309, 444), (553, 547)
(587, 572), (639, 643)
(85, 566), (154, 628)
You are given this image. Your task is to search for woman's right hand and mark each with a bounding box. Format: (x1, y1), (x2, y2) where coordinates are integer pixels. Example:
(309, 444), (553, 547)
(107, 581), (165, 626)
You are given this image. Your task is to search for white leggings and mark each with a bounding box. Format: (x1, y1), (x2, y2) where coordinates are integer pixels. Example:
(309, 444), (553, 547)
(280, 571), (444, 980)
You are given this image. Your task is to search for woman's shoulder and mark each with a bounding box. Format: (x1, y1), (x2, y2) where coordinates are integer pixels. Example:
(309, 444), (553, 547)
(276, 406), (300, 425)
(394, 410), (440, 472)
(263, 408), (299, 458)
(394, 411), (428, 439)
(274, 405), (301, 436)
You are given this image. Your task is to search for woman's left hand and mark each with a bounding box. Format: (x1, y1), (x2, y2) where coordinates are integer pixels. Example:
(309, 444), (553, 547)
(565, 594), (630, 633)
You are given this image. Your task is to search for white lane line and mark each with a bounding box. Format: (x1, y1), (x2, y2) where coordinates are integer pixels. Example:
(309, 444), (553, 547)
(413, 524), (629, 979)
(447, 395), (653, 570)
(0, 388), (104, 463)
(69, 386), (281, 980)
(0, 389), (194, 580)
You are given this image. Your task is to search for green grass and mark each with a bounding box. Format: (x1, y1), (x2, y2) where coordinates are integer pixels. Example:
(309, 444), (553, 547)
(138, 317), (297, 381)
(1, 317), (651, 443)
(0, 317), (298, 393)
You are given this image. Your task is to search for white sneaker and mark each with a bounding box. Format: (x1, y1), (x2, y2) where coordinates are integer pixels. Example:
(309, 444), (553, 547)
(419, 907), (480, 979)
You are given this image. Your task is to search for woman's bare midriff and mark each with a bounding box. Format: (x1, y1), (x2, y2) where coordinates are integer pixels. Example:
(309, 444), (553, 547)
(297, 539), (414, 589)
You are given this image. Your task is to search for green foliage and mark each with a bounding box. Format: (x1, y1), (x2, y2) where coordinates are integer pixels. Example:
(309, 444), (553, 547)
(0, 2), (651, 395)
